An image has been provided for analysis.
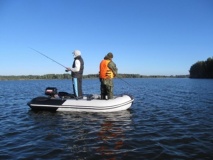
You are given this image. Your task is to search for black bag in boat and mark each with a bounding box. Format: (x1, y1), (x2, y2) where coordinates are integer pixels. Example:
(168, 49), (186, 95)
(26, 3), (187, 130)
(58, 92), (75, 98)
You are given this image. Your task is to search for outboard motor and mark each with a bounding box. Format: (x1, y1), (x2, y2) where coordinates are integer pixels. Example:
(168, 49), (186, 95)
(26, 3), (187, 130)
(45, 87), (57, 97)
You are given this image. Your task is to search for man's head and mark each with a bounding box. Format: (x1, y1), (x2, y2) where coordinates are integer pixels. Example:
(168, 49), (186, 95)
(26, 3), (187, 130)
(72, 50), (81, 58)
(106, 52), (113, 59)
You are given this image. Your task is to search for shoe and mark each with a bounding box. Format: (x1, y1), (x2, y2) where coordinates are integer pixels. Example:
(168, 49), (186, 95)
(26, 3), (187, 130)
(75, 96), (83, 100)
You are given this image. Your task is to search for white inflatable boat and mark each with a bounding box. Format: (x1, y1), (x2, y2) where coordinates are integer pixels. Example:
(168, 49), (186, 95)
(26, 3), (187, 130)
(27, 87), (134, 112)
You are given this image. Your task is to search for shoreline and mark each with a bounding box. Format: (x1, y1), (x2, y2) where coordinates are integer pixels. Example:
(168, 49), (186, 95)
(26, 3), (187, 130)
(0, 74), (189, 81)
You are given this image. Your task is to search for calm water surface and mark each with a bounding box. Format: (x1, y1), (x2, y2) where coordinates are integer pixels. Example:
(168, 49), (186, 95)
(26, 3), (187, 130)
(0, 78), (213, 160)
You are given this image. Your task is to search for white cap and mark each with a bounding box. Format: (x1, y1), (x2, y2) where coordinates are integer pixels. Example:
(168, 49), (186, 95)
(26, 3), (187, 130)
(72, 50), (81, 58)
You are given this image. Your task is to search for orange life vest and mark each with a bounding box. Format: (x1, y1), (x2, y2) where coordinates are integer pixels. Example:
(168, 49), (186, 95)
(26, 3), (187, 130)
(99, 60), (114, 79)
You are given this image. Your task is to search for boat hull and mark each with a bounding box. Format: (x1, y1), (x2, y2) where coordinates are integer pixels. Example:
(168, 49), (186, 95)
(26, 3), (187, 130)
(28, 94), (134, 112)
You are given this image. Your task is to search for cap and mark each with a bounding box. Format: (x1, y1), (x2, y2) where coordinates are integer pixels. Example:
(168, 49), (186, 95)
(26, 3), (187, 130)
(72, 50), (81, 57)
(107, 52), (113, 58)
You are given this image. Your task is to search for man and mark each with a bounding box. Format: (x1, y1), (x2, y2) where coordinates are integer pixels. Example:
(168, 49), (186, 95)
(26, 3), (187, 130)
(99, 52), (118, 99)
(66, 50), (84, 99)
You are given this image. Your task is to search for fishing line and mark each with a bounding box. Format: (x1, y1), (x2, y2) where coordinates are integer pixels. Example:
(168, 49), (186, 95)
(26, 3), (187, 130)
(117, 77), (133, 88)
(29, 47), (67, 69)
(116, 76), (141, 92)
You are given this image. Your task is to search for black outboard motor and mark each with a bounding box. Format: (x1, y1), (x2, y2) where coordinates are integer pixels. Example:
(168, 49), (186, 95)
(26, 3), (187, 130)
(45, 87), (57, 97)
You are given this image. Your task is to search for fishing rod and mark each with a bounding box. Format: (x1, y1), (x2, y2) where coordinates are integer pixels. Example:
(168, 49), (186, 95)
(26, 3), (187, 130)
(29, 47), (67, 69)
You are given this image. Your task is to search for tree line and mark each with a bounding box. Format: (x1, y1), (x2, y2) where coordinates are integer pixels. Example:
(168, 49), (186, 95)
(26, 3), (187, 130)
(189, 57), (213, 78)
(0, 73), (188, 80)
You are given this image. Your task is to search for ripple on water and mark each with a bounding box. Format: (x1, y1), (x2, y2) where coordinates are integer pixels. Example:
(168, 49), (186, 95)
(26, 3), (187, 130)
(0, 79), (213, 159)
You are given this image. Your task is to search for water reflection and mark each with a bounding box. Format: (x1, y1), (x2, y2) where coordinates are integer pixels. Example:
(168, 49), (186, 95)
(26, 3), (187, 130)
(96, 110), (133, 159)
(97, 121), (125, 156)
(2, 79), (213, 159)
(27, 110), (133, 159)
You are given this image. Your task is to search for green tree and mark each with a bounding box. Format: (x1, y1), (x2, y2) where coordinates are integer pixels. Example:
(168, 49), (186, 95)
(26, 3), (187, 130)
(189, 57), (213, 78)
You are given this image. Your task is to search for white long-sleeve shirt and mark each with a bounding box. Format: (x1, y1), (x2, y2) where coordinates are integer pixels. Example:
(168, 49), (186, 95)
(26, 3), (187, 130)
(70, 59), (80, 72)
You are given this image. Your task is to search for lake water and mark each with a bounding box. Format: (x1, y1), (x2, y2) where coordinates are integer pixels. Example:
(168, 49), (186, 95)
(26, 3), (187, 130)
(0, 78), (213, 160)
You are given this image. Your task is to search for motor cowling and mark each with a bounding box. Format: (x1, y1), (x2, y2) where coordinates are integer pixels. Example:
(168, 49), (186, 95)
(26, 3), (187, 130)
(45, 87), (57, 96)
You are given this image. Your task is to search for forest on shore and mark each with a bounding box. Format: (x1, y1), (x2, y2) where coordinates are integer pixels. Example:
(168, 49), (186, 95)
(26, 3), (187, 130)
(0, 74), (188, 81)
(189, 57), (213, 78)
(2, 57), (212, 80)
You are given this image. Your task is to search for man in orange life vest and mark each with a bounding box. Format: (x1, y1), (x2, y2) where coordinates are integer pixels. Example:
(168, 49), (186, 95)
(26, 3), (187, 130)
(99, 52), (118, 99)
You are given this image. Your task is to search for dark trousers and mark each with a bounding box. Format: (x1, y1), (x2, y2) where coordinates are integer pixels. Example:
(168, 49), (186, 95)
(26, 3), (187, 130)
(72, 78), (83, 97)
(100, 80), (113, 99)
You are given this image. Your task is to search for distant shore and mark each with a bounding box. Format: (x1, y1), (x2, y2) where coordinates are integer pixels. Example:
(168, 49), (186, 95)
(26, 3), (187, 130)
(0, 74), (189, 81)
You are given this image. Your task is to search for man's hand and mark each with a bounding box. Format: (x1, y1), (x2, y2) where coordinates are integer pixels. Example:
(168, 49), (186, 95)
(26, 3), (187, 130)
(65, 67), (71, 72)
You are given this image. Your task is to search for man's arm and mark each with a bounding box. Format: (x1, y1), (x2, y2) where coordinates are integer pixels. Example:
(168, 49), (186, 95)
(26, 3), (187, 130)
(66, 60), (80, 72)
(108, 61), (118, 76)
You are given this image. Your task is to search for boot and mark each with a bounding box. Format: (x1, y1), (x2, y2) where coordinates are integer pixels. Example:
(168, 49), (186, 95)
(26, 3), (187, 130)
(101, 94), (106, 100)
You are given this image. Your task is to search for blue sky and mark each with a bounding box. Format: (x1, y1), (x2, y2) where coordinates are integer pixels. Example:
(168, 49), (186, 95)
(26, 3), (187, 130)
(0, 0), (212, 76)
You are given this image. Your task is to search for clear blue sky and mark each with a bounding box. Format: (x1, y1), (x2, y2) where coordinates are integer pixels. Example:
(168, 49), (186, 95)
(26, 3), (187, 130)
(0, 0), (213, 76)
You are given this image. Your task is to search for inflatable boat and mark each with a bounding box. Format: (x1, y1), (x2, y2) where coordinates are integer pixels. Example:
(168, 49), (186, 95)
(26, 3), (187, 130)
(27, 87), (134, 112)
